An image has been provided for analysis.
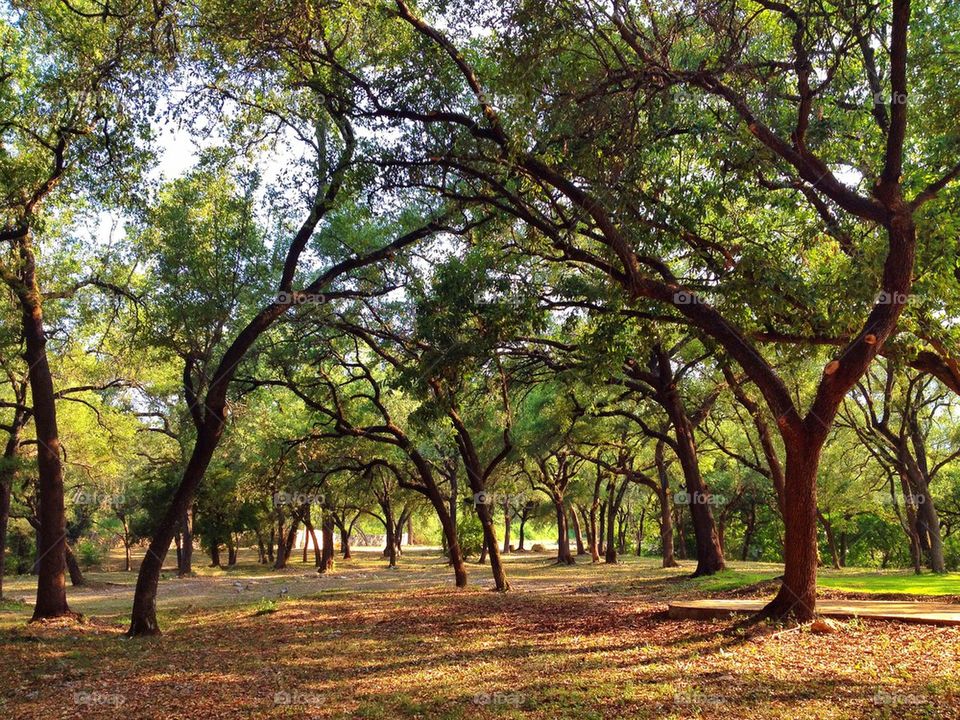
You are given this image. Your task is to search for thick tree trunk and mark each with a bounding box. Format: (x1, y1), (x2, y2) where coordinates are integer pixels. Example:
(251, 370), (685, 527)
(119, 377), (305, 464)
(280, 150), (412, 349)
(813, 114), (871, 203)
(17, 239), (71, 620)
(762, 438), (821, 622)
(554, 498), (574, 565)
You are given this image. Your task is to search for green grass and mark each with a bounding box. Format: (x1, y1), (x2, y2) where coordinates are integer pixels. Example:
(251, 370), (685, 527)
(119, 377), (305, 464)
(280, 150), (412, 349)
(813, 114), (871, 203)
(685, 565), (960, 596)
(818, 571), (960, 595)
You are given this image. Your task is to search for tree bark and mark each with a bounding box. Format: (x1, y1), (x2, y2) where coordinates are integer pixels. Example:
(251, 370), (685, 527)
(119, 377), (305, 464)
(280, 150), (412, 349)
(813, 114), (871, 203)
(15, 233), (71, 620)
(571, 507), (586, 555)
(655, 442), (679, 568)
(553, 497), (574, 565)
(64, 542), (85, 586)
(817, 509), (841, 570)
(319, 514), (335, 573)
(476, 501), (508, 589)
(178, 507), (193, 576)
(762, 437), (822, 622)
(502, 500), (511, 553)
(0, 416), (23, 599)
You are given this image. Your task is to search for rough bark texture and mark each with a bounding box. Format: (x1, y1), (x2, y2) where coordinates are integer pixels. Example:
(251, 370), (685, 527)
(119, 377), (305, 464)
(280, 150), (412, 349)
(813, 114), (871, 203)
(14, 234), (72, 620)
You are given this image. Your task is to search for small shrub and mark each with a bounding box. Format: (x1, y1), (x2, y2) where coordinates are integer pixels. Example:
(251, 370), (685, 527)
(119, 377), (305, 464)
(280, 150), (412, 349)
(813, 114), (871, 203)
(531, 543), (547, 553)
(76, 539), (105, 568)
(253, 598), (278, 616)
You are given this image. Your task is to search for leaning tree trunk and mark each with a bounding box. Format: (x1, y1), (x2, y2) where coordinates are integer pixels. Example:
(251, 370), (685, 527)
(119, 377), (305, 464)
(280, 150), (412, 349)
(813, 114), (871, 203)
(666, 410), (724, 576)
(571, 509), (586, 555)
(475, 502), (508, 590)
(64, 542), (85, 586)
(17, 238), (71, 620)
(129, 421), (225, 635)
(433, 491), (466, 586)
(912, 477), (945, 573)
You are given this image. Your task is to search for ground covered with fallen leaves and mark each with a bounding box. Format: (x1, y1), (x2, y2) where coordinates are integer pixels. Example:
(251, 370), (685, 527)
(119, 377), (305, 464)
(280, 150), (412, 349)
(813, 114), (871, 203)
(1, 550), (958, 719)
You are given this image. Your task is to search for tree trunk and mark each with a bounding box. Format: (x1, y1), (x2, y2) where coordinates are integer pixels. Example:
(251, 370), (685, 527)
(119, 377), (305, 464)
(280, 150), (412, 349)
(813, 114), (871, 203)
(476, 502), (508, 590)
(571, 508), (586, 555)
(209, 542), (221, 568)
(656, 442), (679, 568)
(178, 507), (193, 576)
(604, 481), (618, 564)
(64, 543), (85, 586)
(435, 493), (466, 586)
(340, 527), (352, 560)
(586, 506), (600, 563)
(16, 236), (71, 620)
(817, 509), (841, 570)
(636, 506), (646, 556)
(382, 503), (397, 568)
(913, 478), (945, 573)
(761, 438), (821, 622)
(0, 423), (21, 600)
(741, 501), (756, 562)
(502, 501), (511, 553)
(554, 497), (574, 565)
(517, 508), (528, 552)
(598, 502), (606, 557)
(227, 535), (237, 567)
(319, 514), (335, 573)
(128, 420), (227, 635)
(668, 415), (725, 576)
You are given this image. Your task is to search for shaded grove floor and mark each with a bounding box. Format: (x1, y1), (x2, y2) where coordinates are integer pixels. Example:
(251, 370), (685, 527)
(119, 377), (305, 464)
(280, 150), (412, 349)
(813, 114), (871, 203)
(2, 551), (959, 719)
